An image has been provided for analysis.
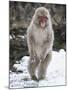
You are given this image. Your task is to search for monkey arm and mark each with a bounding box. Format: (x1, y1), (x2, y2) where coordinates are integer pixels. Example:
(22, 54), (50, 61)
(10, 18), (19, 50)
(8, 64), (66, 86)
(40, 42), (52, 62)
(27, 30), (35, 60)
(40, 32), (54, 62)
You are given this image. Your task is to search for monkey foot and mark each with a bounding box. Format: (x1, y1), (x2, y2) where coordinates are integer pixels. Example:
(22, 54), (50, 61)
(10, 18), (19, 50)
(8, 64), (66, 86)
(31, 75), (38, 81)
(38, 76), (45, 81)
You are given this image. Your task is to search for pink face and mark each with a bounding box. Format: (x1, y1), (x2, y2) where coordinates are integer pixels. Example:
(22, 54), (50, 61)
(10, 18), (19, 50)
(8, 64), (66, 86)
(38, 16), (48, 28)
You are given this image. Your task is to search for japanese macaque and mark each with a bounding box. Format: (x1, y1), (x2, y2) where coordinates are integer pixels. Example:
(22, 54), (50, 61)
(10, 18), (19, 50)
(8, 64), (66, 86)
(27, 7), (54, 81)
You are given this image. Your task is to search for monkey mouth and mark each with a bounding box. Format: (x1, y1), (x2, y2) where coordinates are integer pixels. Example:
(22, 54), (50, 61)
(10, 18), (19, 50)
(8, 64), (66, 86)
(40, 21), (46, 28)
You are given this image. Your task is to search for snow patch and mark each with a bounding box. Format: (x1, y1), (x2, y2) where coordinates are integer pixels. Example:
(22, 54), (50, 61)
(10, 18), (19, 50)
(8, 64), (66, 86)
(9, 50), (66, 88)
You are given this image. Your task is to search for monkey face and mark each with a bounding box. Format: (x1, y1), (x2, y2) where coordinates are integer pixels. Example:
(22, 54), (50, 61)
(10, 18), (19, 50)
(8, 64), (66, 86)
(38, 16), (48, 28)
(33, 7), (49, 28)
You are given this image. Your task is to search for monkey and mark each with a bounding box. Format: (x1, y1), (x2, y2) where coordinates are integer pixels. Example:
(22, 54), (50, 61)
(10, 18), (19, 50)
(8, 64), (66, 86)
(27, 7), (54, 81)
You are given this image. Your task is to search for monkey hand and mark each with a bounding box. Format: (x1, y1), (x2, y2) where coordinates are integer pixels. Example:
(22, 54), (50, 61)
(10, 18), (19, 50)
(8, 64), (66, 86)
(39, 55), (45, 63)
(40, 59), (45, 63)
(39, 53), (47, 63)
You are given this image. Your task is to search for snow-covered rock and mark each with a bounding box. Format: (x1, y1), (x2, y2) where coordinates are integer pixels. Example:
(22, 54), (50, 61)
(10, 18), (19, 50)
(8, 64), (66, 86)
(9, 50), (66, 88)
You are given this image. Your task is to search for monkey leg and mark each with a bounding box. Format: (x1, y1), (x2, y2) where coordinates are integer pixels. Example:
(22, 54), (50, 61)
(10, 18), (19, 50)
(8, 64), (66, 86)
(37, 52), (52, 80)
(28, 57), (39, 80)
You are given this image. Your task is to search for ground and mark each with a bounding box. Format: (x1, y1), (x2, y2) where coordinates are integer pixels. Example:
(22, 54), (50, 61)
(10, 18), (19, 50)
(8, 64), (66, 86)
(9, 49), (66, 88)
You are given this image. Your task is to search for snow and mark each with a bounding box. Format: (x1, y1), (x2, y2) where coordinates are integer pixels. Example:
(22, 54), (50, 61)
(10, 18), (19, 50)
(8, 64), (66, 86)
(9, 49), (66, 88)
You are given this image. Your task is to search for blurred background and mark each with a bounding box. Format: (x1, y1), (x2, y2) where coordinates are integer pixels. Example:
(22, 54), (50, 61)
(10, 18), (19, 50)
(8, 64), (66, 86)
(9, 1), (66, 71)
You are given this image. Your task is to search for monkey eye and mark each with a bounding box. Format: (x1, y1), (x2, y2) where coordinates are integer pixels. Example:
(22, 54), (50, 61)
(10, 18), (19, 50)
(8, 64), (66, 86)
(38, 16), (48, 21)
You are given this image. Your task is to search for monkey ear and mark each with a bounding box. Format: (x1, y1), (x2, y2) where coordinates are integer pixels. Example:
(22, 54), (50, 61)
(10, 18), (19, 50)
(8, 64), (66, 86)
(48, 9), (51, 16)
(48, 9), (50, 12)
